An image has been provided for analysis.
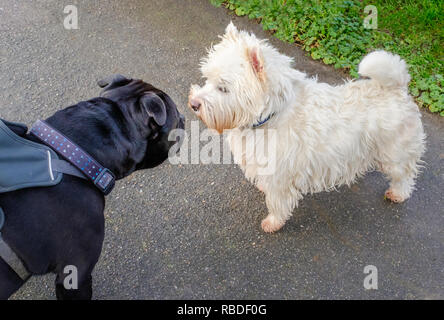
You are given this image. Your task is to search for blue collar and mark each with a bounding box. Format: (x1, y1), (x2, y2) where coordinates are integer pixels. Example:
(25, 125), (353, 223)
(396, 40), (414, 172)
(252, 113), (275, 128)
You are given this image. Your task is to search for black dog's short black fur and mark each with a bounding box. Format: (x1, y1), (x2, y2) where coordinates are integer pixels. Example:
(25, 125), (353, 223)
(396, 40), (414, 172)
(0, 75), (184, 299)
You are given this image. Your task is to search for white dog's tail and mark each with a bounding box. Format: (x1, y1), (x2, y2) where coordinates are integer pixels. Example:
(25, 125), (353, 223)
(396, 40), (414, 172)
(358, 50), (410, 89)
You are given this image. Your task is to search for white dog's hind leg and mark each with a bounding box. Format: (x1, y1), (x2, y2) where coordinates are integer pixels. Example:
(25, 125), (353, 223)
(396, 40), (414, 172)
(379, 119), (425, 203)
(382, 152), (424, 203)
(380, 142), (424, 203)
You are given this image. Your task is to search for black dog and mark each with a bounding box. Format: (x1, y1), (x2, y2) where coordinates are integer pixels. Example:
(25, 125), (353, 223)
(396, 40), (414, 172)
(0, 75), (184, 299)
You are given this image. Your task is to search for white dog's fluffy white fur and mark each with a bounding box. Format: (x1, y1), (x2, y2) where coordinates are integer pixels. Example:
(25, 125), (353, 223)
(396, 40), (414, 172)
(189, 23), (426, 233)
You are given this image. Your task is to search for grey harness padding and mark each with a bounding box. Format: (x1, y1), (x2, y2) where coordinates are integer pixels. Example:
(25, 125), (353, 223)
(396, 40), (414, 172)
(0, 119), (64, 193)
(0, 119), (86, 281)
(0, 207), (30, 280)
(0, 119), (87, 193)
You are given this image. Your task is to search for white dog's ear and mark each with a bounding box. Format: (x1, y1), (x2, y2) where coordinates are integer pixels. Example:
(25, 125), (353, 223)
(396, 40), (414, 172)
(224, 22), (239, 39)
(247, 46), (265, 81)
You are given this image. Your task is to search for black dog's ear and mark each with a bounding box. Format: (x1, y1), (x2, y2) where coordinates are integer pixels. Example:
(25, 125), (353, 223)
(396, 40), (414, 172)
(97, 74), (130, 88)
(140, 93), (167, 126)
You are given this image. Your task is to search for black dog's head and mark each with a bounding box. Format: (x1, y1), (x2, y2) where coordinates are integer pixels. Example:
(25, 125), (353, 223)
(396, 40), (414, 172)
(97, 74), (185, 172)
(46, 75), (184, 179)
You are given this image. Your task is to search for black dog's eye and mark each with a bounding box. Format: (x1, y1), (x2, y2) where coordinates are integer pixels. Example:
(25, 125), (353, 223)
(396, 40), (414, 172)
(218, 86), (228, 93)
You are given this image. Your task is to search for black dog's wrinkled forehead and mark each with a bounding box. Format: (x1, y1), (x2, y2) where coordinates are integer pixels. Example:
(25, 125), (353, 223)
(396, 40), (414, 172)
(98, 74), (161, 99)
(97, 74), (181, 127)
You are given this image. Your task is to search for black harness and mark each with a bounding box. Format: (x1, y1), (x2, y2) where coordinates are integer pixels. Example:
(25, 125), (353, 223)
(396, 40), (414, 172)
(0, 207), (30, 281)
(0, 119), (116, 281)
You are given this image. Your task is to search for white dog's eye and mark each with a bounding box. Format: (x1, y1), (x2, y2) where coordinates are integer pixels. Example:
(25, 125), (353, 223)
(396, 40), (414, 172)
(218, 86), (228, 93)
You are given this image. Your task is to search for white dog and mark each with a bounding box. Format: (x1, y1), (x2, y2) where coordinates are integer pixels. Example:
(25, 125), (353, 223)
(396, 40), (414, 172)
(189, 23), (426, 233)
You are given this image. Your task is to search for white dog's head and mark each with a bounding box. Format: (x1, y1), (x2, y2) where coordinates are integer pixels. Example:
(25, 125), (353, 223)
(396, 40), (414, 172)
(189, 22), (304, 133)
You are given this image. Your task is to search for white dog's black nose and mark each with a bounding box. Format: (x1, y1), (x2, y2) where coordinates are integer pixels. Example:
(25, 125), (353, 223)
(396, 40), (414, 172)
(189, 98), (201, 112)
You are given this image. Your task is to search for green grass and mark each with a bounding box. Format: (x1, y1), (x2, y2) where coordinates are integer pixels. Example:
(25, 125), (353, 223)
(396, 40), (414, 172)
(210, 0), (444, 116)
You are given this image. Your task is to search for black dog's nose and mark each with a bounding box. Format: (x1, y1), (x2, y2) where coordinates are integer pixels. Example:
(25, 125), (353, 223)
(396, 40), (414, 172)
(189, 98), (201, 112)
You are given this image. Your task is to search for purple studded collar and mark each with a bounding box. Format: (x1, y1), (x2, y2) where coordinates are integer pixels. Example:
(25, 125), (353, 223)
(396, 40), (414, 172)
(30, 120), (116, 195)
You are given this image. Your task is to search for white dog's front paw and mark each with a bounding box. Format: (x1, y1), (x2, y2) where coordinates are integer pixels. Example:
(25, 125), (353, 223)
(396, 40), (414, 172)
(256, 183), (265, 193)
(384, 189), (406, 203)
(261, 215), (285, 233)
